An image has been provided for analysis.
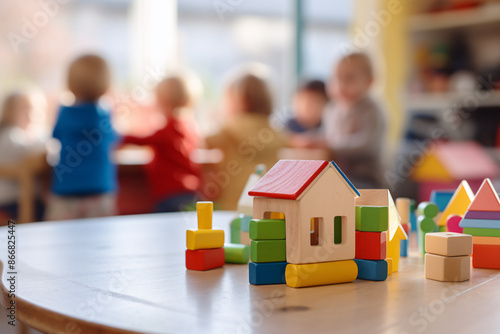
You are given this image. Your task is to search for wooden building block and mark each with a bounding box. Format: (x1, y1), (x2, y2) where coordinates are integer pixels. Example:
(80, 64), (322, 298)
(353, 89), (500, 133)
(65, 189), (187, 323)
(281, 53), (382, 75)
(472, 243), (500, 269)
(355, 231), (387, 260)
(417, 202), (439, 218)
(354, 259), (388, 281)
(472, 236), (500, 245)
(400, 239), (408, 257)
(197, 201), (213, 229)
(468, 178), (500, 212)
(285, 260), (357, 288)
(240, 215), (252, 232)
(396, 198), (410, 223)
(446, 215), (463, 233)
(425, 253), (470, 282)
(465, 211), (500, 220)
(386, 258), (393, 275)
(462, 227), (500, 237)
(429, 190), (454, 212)
(186, 229), (224, 250)
(249, 262), (287, 285)
(249, 219), (286, 240)
(251, 240), (286, 263)
(410, 199), (417, 231)
(224, 243), (250, 264)
(356, 189), (389, 206)
(185, 248), (224, 271)
(437, 181), (474, 226)
(230, 216), (241, 244)
(425, 232), (472, 256)
(355, 206), (389, 232)
(460, 218), (500, 229)
(240, 231), (251, 246)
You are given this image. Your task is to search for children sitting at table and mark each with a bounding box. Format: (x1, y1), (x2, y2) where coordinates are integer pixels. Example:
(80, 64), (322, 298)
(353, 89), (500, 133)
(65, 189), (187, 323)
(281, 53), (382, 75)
(0, 91), (47, 220)
(46, 55), (119, 220)
(287, 79), (328, 135)
(205, 71), (286, 210)
(322, 52), (387, 188)
(122, 76), (202, 212)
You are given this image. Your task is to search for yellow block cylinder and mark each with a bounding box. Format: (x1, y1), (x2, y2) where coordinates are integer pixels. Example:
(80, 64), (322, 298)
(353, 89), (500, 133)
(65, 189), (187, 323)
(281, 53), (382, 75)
(285, 260), (358, 288)
(197, 201), (213, 229)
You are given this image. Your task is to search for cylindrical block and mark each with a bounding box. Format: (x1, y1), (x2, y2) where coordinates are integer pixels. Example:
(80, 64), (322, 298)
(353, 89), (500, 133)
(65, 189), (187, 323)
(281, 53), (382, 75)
(224, 243), (250, 264)
(285, 260), (358, 288)
(396, 198), (410, 223)
(197, 201), (213, 229)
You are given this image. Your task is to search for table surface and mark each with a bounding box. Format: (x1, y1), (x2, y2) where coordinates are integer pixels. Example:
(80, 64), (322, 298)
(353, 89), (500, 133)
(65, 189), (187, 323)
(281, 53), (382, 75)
(1, 212), (500, 334)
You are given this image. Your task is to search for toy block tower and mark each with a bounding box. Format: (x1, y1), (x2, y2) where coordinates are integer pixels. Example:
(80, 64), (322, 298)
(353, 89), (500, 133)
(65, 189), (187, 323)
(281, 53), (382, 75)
(185, 202), (225, 271)
(417, 202), (439, 255)
(460, 178), (500, 269)
(425, 232), (472, 282)
(396, 198), (411, 257)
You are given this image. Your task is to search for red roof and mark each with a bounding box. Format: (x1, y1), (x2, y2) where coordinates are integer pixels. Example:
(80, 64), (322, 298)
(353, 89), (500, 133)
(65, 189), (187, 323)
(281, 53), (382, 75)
(248, 160), (329, 200)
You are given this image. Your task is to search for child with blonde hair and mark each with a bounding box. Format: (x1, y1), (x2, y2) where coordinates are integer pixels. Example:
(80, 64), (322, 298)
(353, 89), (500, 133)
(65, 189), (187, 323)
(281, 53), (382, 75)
(123, 76), (202, 212)
(46, 54), (119, 220)
(206, 72), (285, 210)
(0, 92), (47, 220)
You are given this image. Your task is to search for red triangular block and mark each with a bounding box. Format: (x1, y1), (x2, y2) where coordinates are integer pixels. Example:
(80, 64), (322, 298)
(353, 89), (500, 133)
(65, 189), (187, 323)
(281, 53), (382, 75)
(468, 179), (500, 212)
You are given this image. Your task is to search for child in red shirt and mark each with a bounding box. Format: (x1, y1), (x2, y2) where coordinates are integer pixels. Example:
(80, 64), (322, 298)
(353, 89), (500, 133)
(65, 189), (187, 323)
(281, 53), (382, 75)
(123, 76), (201, 212)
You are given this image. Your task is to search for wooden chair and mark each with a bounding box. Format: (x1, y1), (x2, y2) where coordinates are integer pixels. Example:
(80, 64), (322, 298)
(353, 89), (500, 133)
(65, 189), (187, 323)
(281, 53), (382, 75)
(0, 153), (48, 223)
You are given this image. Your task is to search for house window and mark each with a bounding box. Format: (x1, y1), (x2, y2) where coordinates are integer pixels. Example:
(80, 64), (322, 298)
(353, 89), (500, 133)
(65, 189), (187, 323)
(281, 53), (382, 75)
(334, 216), (343, 244)
(310, 217), (322, 246)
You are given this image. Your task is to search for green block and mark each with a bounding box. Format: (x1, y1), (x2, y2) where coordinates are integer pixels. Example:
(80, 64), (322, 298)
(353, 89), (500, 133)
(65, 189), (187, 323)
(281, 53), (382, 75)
(250, 240), (286, 263)
(230, 217), (241, 244)
(356, 206), (388, 232)
(417, 202), (439, 218)
(224, 243), (250, 264)
(249, 219), (285, 240)
(463, 227), (500, 237)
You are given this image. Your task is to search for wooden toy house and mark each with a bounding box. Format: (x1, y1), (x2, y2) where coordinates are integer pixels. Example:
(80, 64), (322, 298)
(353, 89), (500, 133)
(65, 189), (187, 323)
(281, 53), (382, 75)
(248, 160), (360, 265)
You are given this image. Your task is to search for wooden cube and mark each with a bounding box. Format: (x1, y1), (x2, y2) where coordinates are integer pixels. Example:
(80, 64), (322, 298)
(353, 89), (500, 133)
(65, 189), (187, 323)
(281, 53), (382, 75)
(249, 219), (285, 240)
(354, 259), (388, 281)
(425, 253), (470, 282)
(250, 240), (286, 263)
(472, 243), (500, 269)
(186, 229), (224, 250)
(249, 262), (287, 285)
(425, 232), (472, 256)
(355, 231), (387, 260)
(185, 248), (224, 271)
(355, 206), (388, 232)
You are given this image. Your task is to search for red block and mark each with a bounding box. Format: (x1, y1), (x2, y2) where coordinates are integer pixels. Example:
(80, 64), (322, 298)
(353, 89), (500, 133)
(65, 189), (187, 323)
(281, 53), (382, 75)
(186, 248), (225, 271)
(473, 243), (500, 269)
(355, 231), (387, 260)
(402, 223), (409, 234)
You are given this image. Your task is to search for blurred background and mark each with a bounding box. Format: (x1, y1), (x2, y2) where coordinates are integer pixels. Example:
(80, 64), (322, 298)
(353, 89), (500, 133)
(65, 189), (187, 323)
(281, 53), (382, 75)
(1, 0), (500, 224)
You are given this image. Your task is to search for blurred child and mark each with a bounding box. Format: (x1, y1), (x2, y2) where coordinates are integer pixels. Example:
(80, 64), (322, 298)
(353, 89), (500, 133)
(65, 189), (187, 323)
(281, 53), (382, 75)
(46, 55), (119, 220)
(323, 52), (387, 188)
(287, 79), (328, 134)
(206, 73), (286, 210)
(0, 92), (46, 220)
(123, 76), (202, 212)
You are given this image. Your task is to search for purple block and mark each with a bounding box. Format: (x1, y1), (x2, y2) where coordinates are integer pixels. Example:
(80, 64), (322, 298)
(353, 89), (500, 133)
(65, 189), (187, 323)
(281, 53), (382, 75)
(465, 211), (500, 220)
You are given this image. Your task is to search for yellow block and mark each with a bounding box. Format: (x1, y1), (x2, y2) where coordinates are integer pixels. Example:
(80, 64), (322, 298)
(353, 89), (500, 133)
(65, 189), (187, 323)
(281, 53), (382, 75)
(438, 181), (474, 227)
(386, 258), (393, 276)
(197, 201), (213, 229)
(285, 260), (357, 288)
(269, 212), (285, 219)
(473, 236), (500, 245)
(186, 229), (224, 250)
(387, 237), (401, 272)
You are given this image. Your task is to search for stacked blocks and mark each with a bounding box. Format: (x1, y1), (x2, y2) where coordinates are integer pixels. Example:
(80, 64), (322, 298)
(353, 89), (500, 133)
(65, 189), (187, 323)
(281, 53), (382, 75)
(396, 198), (411, 257)
(355, 205), (388, 281)
(425, 232), (472, 282)
(186, 202), (225, 271)
(460, 178), (500, 269)
(249, 219), (287, 285)
(417, 202), (438, 255)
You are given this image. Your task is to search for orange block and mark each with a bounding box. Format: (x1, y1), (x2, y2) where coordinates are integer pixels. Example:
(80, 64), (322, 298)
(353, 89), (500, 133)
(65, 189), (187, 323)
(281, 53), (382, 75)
(468, 179), (500, 212)
(472, 244), (500, 269)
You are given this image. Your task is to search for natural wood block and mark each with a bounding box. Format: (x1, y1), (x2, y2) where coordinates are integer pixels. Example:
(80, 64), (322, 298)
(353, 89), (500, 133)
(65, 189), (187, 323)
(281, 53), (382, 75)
(472, 236), (500, 245)
(249, 219), (286, 240)
(356, 206), (388, 232)
(354, 259), (388, 281)
(249, 262), (287, 285)
(240, 231), (251, 246)
(250, 240), (286, 263)
(356, 189), (389, 206)
(186, 229), (224, 250)
(462, 227), (500, 237)
(285, 260), (357, 288)
(396, 198), (411, 223)
(355, 231), (387, 260)
(472, 243), (500, 269)
(185, 248), (224, 271)
(224, 243), (250, 264)
(197, 201), (213, 229)
(425, 232), (472, 256)
(425, 253), (470, 282)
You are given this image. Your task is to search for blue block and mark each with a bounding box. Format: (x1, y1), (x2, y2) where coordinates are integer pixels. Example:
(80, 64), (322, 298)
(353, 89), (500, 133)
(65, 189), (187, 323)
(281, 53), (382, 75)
(240, 215), (252, 232)
(410, 200), (417, 232)
(354, 259), (388, 281)
(459, 218), (500, 229)
(400, 239), (408, 257)
(249, 262), (287, 285)
(429, 190), (454, 212)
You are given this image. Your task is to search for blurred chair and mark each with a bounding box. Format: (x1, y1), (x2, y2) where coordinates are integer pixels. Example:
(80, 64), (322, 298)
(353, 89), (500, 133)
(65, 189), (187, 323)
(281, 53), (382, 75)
(0, 153), (48, 223)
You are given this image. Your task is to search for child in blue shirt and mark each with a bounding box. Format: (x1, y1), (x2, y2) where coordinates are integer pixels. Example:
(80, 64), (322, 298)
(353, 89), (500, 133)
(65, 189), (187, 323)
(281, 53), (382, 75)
(46, 55), (119, 220)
